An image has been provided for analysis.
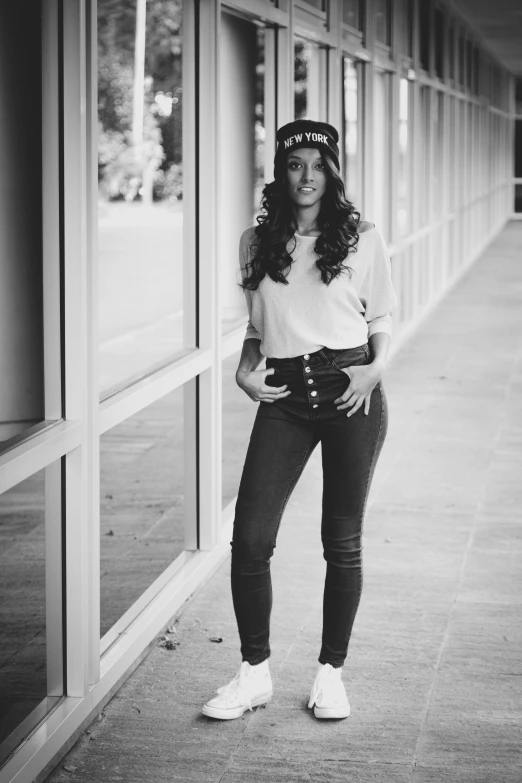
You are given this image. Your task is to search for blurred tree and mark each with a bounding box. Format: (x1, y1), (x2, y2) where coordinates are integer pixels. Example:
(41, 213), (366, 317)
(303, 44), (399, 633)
(98, 0), (183, 200)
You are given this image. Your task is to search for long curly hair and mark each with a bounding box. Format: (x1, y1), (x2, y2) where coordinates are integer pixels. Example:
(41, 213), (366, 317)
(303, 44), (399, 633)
(241, 152), (360, 291)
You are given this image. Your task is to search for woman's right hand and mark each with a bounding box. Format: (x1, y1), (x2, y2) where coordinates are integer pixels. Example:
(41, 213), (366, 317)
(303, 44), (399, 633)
(236, 367), (291, 403)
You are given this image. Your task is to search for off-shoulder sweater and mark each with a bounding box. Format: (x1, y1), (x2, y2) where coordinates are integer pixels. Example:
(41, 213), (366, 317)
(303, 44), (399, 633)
(239, 224), (398, 359)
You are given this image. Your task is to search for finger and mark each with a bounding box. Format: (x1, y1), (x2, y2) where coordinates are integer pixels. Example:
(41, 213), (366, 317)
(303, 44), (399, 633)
(333, 390), (351, 405)
(347, 397), (364, 417)
(262, 383), (288, 393)
(261, 388), (290, 398)
(336, 391), (358, 410)
(259, 391), (291, 401)
(364, 396), (371, 416)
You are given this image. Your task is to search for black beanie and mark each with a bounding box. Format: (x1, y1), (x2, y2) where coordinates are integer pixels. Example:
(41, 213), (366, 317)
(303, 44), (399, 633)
(274, 119), (340, 176)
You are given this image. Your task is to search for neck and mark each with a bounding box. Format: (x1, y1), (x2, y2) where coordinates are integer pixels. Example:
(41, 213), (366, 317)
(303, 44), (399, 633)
(291, 202), (321, 236)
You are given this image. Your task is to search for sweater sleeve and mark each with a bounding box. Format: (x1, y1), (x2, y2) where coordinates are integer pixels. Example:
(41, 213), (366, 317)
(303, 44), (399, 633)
(358, 227), (398, 338)
(239, 229), (262, 342)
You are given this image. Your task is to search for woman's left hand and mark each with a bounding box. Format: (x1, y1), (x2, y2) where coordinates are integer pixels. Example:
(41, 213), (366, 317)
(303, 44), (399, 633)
(334, 361), (383, 416)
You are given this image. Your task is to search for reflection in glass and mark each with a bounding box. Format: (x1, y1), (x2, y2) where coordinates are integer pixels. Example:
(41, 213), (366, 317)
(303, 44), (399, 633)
(433, 92), (444, 218)
(514, 184), (522, 214)
(300, 0), (325, 9)
(448, 97), (456, 212)
(100, 387), (185, 638)
(448, 24), (455, 81)
(342, 0), (361, 30)
(222, 352), (258, 510)
(420, 86), (431, 225)
(372, 71), (391, 240)
(98, 0), (185, 396)
(254, 29), (266, 218)
(0, 469), (61, 763)
(295, 37), (325, 121)
(397, 78), (410, 236)
(343, 58), (359, 205)
(0, 3), (46, 450)
(434, 6), (444, 79)
(374, 0), (390, 45)
(219, 13), (265, 334)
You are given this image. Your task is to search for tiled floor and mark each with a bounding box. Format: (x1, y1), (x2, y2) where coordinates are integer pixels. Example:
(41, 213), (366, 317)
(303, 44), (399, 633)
(45, 222), (522, 783)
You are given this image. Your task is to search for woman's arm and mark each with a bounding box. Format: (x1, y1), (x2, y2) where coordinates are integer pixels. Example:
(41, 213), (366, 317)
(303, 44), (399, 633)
(235, 339), (291, 404)
(236, 338), (264, 375)
(368, 329), (391, 370)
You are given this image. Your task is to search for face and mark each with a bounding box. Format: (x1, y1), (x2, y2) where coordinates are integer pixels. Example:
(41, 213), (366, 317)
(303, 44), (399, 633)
(286, 148), (328, 207)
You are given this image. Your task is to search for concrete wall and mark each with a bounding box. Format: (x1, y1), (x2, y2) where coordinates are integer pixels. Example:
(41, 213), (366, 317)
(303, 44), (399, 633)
(0, 5), (44, 427)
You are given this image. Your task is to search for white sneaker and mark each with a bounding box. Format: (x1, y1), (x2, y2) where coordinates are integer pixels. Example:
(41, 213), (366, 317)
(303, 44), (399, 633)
(202, 660), (273, 720)
(308, 663), (350, 719)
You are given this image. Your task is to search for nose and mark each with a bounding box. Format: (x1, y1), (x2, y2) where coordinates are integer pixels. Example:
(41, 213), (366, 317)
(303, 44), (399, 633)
(301, 165), (314, 182)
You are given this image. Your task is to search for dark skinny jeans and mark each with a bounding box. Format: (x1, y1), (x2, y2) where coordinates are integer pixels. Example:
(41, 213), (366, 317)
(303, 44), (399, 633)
(231, 343), (388, 668)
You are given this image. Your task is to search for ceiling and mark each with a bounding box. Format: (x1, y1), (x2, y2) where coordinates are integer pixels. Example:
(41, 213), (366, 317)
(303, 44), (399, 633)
(451, 0), (522, 75)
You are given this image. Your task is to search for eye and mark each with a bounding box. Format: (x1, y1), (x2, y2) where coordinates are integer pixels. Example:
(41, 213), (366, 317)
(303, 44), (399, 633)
(288, 161), (301, 170)
(315, 162), (325, 170)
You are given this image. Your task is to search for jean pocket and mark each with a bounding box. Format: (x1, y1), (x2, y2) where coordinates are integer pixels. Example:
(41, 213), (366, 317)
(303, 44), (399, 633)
(327, 345), (370, 375)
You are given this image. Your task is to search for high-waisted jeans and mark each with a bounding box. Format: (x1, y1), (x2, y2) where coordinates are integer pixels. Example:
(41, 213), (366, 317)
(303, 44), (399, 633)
(231, 343), (388, 668)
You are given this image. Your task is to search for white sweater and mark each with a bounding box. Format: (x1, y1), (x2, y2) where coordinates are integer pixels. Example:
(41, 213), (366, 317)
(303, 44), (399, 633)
(239, 224), (398, 359)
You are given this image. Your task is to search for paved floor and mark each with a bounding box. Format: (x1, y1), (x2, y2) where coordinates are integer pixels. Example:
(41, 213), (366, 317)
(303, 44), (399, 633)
(46, 223), (522, 783)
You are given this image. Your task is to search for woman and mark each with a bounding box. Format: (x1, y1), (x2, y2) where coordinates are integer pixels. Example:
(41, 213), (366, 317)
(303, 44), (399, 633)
(203, 119), (397, 721)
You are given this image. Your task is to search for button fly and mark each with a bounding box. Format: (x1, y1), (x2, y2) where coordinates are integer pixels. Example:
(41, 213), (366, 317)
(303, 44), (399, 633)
(303, 354), (310, 360)
(305, 367), (311, 373)
(308, 379), (313, 385)
(311, 391), (317, 397)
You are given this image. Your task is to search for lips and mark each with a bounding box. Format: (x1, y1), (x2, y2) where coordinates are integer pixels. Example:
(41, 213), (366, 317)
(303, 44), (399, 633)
(298, 187), (315, 193)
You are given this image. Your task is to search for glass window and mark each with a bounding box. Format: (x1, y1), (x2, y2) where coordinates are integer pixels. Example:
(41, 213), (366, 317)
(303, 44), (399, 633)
(222, 352), (258, 511)
(97, 0), (186, 397)
(515, 78), (522, 115)
(0, 2), (47, 451)
(473, 45), (480, 96)
(433, 92), (444, 218)
(434, 7), (444, 79)
(300, 0), (326, 9)
(515, 184), (522, 214)
(397, 78), (410, 236)
(406, 0), (413, 58)
(294, 37), (326, 121)
(515, 120), (522, 178)
(218, 13), (266, 334)
(420, 86), (431, 225)
(0, 467), (62, 764)
(458, 33), (465, 88)
(100, 386), (186, 638)
(343, 58), (361, 206)
(448, 22), (455, 81)
(448, 96), (456, 212)
(372, 71), (391, 240)
(419, 0), (430, 71)
(374, 0), (390, 45)
(466, 40), (473, 91)
(342, 0), (361, 30)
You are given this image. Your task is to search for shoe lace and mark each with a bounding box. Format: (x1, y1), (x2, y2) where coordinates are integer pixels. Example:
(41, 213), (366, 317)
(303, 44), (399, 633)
(216, 664), (253, 711)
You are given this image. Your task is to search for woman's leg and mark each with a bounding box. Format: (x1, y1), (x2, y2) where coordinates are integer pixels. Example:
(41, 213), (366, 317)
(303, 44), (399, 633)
(318, 381), (389, 667)
(231, 405), (318, 665)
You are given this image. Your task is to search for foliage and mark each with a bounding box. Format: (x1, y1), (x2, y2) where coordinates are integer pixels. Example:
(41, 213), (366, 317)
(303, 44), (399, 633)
(97, 0), (183, 201)
(98, 113), (165, 201)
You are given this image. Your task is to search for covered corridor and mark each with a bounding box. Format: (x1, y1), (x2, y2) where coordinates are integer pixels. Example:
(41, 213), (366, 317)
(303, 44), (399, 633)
(44, 222), (522, 783)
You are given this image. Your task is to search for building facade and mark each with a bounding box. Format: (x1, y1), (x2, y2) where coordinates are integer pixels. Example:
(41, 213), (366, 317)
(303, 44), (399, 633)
(0, 1), (515, 780)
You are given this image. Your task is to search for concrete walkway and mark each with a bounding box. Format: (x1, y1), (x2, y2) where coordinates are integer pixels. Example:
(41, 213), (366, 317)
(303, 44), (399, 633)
(46, 223), (522, 783)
